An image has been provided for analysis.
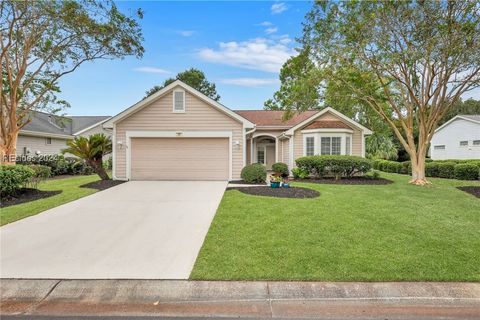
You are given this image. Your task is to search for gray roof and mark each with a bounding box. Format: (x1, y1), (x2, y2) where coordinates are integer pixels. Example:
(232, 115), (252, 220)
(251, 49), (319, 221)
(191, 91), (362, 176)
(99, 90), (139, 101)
(459, 114), (480, 122)
(21, 111), (110, 136)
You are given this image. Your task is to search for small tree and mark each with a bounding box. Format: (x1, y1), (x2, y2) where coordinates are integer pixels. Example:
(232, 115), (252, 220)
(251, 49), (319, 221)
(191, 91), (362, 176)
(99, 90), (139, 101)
(0, 1), (144, 164)
(145, 68), (220, 100)
(62, 134), (112, 180)
(272, 1), (480, 185)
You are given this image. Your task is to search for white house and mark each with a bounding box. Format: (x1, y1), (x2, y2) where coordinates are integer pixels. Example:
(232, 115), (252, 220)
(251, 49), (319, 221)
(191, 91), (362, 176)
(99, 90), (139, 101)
(430, 115), (480, 160)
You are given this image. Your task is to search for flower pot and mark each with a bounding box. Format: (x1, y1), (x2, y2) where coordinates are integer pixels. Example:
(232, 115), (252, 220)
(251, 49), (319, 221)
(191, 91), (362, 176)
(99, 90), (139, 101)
(282, 183), (290, 188)
(270, 181), (281, 188)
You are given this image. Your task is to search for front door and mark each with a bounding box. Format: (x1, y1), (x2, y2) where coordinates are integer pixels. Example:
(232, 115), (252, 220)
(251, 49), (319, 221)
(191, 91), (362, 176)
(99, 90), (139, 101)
(266, 145), (275, 170)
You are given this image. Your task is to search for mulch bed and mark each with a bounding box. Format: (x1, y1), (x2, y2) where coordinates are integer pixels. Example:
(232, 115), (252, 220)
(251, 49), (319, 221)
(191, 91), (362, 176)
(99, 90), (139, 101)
(457, 186), (480, 198)
(229, 180), (267, 185)
(294, 177), (393, 185)
(0, 189), (62, 208)
(80, 180), (126, 191)
(228, 186), (320, 199)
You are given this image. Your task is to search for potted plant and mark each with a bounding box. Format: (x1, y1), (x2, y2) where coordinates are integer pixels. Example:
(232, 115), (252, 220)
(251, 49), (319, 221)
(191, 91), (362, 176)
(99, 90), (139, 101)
(270, 175), (282, 188)
(282, 175), (290, 188)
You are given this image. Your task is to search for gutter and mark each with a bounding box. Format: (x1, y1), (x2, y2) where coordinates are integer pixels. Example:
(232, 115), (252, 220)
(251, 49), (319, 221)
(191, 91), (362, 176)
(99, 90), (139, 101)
(19, 130), (73, 140)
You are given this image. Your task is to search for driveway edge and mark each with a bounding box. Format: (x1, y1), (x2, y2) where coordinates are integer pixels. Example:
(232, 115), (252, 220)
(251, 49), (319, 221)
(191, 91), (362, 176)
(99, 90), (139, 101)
(1, 280), (479, 318)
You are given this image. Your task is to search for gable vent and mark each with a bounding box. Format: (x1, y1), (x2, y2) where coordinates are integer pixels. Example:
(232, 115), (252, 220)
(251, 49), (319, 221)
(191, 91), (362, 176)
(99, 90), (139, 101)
(173, 90), (185, 112)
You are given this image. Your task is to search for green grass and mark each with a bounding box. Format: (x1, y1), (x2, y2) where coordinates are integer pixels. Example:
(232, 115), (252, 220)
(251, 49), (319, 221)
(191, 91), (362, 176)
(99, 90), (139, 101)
(1, 175), (101, 226)
(191, 173), (480, 281)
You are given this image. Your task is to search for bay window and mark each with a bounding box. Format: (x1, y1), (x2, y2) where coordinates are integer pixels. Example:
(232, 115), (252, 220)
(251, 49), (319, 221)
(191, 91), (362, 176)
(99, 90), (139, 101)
(303, 132), (353, 156)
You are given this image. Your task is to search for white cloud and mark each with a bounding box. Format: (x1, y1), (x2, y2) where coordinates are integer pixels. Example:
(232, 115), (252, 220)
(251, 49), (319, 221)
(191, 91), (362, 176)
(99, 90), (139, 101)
(198, 37), (295, 73)
(271, 2), (287, 14)
(220, 78), (279, 87)
(258, 21), (273, 26)
(265, 27), (278, 35)
(177, 30), (196, 37)
(133, 67), (171, 74)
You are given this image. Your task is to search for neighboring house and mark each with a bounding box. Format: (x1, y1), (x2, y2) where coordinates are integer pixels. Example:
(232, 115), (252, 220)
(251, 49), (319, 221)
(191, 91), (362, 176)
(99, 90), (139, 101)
(17, 111), (111, 156)
(430, 115), (480, 160)
(104, 80), (372, 181)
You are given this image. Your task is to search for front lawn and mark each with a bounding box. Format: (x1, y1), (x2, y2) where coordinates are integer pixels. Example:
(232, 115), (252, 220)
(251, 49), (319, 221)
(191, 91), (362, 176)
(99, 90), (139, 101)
(191, 173), (480, 281)
(1, 175), (101, 226)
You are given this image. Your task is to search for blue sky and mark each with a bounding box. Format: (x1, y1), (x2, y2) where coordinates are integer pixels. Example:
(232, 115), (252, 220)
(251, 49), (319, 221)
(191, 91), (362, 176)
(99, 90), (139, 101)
(58, 1), (479, 116)
(59, 1), (312, 116)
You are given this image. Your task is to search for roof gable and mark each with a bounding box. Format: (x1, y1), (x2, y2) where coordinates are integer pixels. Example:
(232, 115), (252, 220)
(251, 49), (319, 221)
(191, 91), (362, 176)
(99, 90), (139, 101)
(285, 107), (372, 135)
(434, 114), (480, 134)
(104, 80), (254, 128)
(304, 120), (352, 130)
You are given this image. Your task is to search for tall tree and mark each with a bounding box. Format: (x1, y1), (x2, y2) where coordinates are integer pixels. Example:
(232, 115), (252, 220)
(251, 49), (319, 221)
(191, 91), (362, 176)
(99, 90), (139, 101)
(439, 98), (480, 125)
(144, 68), (220, 101)
(0, 0), (144, 164)
(279, 1), (480, 185)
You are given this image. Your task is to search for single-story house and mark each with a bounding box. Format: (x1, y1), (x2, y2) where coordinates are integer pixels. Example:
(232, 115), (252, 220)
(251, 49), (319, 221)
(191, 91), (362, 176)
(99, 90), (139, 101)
(103, 80), (372, 181)
(430, 115), (480, 160)
(17, 111), (111, 156)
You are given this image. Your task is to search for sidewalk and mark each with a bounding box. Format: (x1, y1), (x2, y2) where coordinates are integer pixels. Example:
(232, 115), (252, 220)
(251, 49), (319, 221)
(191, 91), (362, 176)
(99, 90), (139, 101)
(1, 280), (479, 319)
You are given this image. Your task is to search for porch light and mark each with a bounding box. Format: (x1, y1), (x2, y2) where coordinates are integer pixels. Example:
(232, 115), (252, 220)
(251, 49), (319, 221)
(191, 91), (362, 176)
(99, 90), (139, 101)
(117, 140), (123, 149)
(234, 140), (240, 146)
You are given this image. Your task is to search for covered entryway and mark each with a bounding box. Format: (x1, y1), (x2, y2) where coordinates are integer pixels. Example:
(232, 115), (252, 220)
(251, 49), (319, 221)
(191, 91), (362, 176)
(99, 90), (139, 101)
(130, 137), (229, 181)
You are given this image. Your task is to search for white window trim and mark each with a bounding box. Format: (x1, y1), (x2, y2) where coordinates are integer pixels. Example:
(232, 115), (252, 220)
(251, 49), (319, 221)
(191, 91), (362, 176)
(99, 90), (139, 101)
(172, 90), (186, 113)
(433, 145), (446, 150)
(346, 135), (352, 156)
(125, 130), (233, 181)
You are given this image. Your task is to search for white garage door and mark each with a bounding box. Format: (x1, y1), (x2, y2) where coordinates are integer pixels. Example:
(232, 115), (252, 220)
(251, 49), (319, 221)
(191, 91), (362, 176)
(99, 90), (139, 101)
(130, 137), (229, 181)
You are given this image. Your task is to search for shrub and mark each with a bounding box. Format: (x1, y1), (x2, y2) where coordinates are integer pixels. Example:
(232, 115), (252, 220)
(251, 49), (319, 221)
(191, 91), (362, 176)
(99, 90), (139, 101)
(17, 154), (70, 175)
(295, 155), (372, 179)
(70, 160), (94, 175)
(400, 161), (411, 174)
(271, 162), (289, 177)
(436, 162), (456, 179)
(386, 161), (402, 173)
(291, 167), (309, 179)
(372, 159), (383, 170)
(0, 165), (35, 197)
(27, 165), (51, 189)
(241, 164), (267, 183)
(425, 162), (439, 177)
(366, 169), (381, 179)
(454, 164), (479, 180)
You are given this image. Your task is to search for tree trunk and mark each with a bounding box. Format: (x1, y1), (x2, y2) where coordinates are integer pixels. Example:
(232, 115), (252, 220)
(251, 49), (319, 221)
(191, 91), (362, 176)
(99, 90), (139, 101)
(0, 132), (18, 165)
(88, 159), (110, 180)
(409, 153), (430, 186)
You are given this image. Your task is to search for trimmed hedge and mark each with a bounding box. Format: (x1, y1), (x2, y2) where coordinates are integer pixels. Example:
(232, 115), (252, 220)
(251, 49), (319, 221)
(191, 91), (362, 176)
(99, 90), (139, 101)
(454, 164), (479, 180)
(0, 165), (35, 197)
(241, 164), (267, 183)
(16, 155), (92, 176)
(375, 158), (480, 180)
(295, 155), (372, 179)
(271, 162), (289, 177)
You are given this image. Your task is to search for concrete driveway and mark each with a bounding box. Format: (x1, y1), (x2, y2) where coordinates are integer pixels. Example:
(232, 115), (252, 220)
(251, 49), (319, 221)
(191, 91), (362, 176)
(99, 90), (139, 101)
(0, 181), (227, 279)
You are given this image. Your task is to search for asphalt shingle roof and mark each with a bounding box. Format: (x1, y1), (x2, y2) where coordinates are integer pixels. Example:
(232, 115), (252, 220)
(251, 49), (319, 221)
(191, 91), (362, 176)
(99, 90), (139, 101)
(21, 111), (110, 136)
(234, 110), (319, 127)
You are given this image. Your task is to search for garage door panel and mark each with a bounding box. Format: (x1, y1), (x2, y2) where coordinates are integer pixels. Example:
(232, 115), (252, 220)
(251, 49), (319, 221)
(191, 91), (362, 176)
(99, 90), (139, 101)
(131, 138), (229, 180)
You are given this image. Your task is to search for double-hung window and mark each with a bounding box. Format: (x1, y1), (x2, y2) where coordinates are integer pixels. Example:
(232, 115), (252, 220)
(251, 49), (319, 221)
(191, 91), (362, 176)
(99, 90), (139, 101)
(320, 137), (342, 155)
(173, 90), (185, 112)
(306, 137), (315, 156)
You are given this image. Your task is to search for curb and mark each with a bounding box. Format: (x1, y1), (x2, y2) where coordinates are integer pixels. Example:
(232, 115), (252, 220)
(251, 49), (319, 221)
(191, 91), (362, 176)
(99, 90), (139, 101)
(1, 280), (480, 318)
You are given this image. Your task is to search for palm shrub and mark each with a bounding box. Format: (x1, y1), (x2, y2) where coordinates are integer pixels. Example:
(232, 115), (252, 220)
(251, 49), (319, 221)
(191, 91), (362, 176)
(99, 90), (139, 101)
(62, 133), (112, 180)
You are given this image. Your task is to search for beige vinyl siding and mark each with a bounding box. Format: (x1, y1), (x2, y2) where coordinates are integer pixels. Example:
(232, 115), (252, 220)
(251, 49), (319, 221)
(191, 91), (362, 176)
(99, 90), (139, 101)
(281, 139), (289, 165)
(130, 138), (229, 180)
(292, 111), (363, 166)
(16, 134), (69, 155)
(115, 87), (243, 180)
